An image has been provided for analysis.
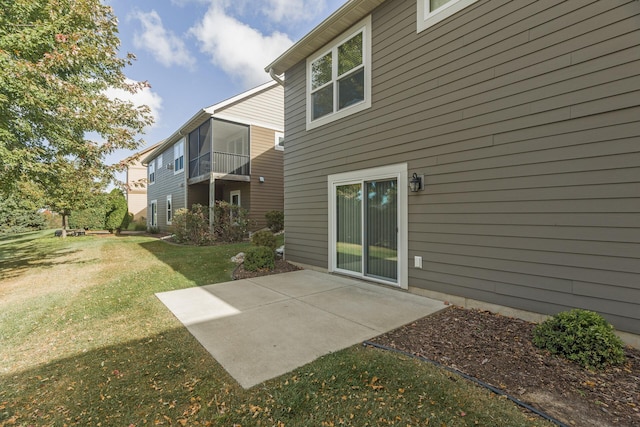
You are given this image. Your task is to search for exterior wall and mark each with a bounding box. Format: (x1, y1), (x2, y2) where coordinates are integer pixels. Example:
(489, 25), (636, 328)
(146, 147), (186, 232)
(126, 163), (148, 220)
(283, 0), (640, 334)
(216, 84), (284, 131)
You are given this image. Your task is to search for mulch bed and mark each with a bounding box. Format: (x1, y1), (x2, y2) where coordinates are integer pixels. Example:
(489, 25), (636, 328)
(232, 259), (302, 280)
(370, 306), (640, 427)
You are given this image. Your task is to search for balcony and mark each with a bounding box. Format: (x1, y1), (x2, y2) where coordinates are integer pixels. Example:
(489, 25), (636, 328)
(189, 151), (250, 180)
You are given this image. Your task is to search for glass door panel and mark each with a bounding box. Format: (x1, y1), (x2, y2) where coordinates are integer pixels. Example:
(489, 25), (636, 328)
(365, 179), (397, 281)
(336, 183), (362, 273)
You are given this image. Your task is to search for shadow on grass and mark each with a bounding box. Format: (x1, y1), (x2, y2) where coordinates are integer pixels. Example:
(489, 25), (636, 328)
(136, 239), (250, 287)
(0, 327), (239, 426)
(0, 230), (82, 280)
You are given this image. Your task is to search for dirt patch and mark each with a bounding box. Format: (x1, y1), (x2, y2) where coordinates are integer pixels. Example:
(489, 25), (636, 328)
(370, 306), (640, 427)
(232, 259), (302, 280)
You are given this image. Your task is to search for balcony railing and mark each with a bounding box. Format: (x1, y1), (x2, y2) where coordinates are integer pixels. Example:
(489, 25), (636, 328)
(189, 152), (250, 179)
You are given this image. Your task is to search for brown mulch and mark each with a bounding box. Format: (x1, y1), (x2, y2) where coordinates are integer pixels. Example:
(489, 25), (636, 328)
(370, 306), (640, 427)
(232, 259), (302, 280)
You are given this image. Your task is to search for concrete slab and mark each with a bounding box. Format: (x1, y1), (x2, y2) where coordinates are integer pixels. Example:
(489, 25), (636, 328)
(156, 270), (445, 388)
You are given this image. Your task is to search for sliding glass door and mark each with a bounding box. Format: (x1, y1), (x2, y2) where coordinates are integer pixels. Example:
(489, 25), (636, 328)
(334, 178), (398, 283)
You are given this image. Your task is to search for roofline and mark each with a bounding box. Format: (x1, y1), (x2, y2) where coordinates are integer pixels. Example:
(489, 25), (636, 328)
(265, 0), (384, 76)
(141, 80), (279, 165)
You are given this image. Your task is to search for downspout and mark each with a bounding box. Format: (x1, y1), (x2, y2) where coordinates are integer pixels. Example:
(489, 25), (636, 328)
(268, 68), (285, 86)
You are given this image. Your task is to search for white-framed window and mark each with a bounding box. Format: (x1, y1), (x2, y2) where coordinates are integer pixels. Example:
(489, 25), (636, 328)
(275, 132), (284, 151)
(328, 163), (408, 289)
(150, 200), (157, 227)
(148, 161), (155, 185)
(166, 195), (172, 225)
(157, 152), (163, 169)
(230, 190), (241, 207)
(417, 0), (480, 33)
(306, 15), (372, 130)
(174, 138), (184, 173)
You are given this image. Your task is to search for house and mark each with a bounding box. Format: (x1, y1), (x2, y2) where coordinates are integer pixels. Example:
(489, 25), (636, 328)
(142, 81), (284, 232)
(124, 142), (161, 221)
(266, 0), (640, 337)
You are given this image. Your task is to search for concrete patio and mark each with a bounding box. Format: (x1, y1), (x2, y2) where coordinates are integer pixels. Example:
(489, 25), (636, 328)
(156, 269), (445, 388)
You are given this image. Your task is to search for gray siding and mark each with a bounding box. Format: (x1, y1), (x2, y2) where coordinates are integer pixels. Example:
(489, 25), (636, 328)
(283, 0), (640, 333)
(217, 84), (284, 130)
(146, 147), (186, 231)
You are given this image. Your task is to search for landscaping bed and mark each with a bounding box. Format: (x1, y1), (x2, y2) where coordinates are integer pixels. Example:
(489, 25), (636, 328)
(370, 305), (640, 427)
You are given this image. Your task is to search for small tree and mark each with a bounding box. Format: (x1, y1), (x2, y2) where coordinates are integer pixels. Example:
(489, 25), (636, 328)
(213, 201), (252, 243)
(171, 204), (211, 245)
(104, 189), (128, 233)
(69, 192), (110, 230)
(265, 210), (284, 233)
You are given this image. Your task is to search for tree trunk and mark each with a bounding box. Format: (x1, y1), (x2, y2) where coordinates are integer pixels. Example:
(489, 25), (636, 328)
(61, 211), (68, 238)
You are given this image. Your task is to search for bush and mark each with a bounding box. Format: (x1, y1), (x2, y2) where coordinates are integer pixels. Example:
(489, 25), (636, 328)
(251, 230), (276, 250)
(244, 246), (275, 272)
(213, 201), (252, 243)
(105, 189), (129, 233)
(172, 205), (212, 245)
(0, 195), (47, 234)
(265, 210), (284, 233)
(532, 309), (625, 369)
(148, 226), (160, 234)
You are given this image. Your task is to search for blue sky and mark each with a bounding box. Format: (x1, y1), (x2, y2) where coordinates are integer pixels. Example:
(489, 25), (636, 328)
(105, 0), (346, 183)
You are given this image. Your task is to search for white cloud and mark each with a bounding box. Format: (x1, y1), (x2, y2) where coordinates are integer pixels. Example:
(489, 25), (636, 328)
(104, 79), (163, 130)
(131, 10), (196, 69)
(262, 0), (327, 23)
(190, 3), (294, 88)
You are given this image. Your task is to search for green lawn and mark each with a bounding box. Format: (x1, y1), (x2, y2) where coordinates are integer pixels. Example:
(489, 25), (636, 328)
(0, 231), (553, 426)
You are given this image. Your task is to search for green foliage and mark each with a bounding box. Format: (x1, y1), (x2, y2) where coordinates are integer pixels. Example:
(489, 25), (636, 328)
(265, 210), (284, 233)
(0, 0), (154, 194)
(213, 201), (251, 243)
(0, 195), (46, 234)
(171, 205), (212, 245)
(68, 193), (109, 230)
(251, 230), (276, 250)
(147, 226), (160, 234)
(532, 309), (625, 369)
(104, 189), (128, 233)
(244, 246), (275, 272)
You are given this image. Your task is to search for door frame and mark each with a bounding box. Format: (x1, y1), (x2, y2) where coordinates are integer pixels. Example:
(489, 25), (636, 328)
(328, 163), (408, 289)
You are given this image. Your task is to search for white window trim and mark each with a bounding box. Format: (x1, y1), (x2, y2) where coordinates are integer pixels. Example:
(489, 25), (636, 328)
(157, 152), (163, 169)
(166, 195), (172, 225)
(174, 138), (185, 174)
(230, 190), (241, 206)
(327, 163), (408, 289)
(417, 0), (480, 33)
(148, 161), (155, 185)
(150, 199), (157, 227)
(275, 132), (284, 151)
(306, 15), (372, 131)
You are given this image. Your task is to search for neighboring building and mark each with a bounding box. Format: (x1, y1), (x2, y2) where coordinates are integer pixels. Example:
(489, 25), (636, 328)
(125, 142), (161, 221)
(142, 81), (284, 232)
(266, 0), (640, 335)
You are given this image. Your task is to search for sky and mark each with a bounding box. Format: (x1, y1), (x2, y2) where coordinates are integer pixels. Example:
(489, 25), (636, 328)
(105, 0), (346, 184)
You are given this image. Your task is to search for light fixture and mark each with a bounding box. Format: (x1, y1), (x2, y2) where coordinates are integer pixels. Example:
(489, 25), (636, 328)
(259, 176), (265, 183)
(409, 173), (423, 192)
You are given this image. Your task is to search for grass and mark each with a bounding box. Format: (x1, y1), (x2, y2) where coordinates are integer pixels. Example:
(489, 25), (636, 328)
(0, 231), (553, 426)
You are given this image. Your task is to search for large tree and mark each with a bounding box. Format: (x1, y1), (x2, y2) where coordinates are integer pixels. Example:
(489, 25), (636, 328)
(0, 0), (154, 194)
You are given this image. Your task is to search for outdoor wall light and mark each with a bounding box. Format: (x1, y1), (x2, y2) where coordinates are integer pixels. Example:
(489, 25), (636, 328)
(409, 173), (423, 192)
(259, 176), (265, 183)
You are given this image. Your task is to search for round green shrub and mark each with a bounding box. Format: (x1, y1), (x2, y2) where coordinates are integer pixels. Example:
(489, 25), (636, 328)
(244, 246), (275, 272)
(265, 210), (284, 233)
(251, 230), (277, 250)
(532, 309), (625, 369)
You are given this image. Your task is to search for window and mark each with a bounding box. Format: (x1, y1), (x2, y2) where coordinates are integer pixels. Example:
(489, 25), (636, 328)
(328, 164), (409, 289)
(174, 139), (184, 173)
(230, 190), (240, 206)
(150, 200), (157, 227)
(306, 16), (371, 130)
(189, 119), (212, 178)
(148, 161), (155, 185)
(157, 152), (163, 169)
(275, 132), (284, 151)
(417, 0), (480, 32)
(166, 195), (172, 225)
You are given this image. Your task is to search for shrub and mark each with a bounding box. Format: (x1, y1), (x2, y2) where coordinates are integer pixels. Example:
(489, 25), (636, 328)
(172, 205), (212, 245)
(0, 195), (47, 234)
(105, 189), (129, 233)
(532, 309), (625, 369)
(244, 246), (275, 272)
(251, 230), (276, 250)
(265, 210), (284, 233)
(213, 201), (252, 243)
(148, 226), (160, 234)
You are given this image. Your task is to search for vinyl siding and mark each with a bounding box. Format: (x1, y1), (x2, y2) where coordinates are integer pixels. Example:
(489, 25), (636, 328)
(216, 84), (284, 130)
(283, 0), (640, 333)
(146, 148), (186, 231)
(248, 126), (284, 229)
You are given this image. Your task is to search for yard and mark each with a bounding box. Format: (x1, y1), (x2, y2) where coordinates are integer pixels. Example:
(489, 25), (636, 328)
(0, 231), (553, 426)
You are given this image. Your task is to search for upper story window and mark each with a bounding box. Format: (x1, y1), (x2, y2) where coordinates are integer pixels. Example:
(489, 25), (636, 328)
(174, 138), (184, 173)
(306, 15), (371, 130)
(157, 152), (163, 169)
(148, 160), (155, 185)
(188, 119), (212, 179)
(275, 132), (284, 151)
(417, 0), (480, 32)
